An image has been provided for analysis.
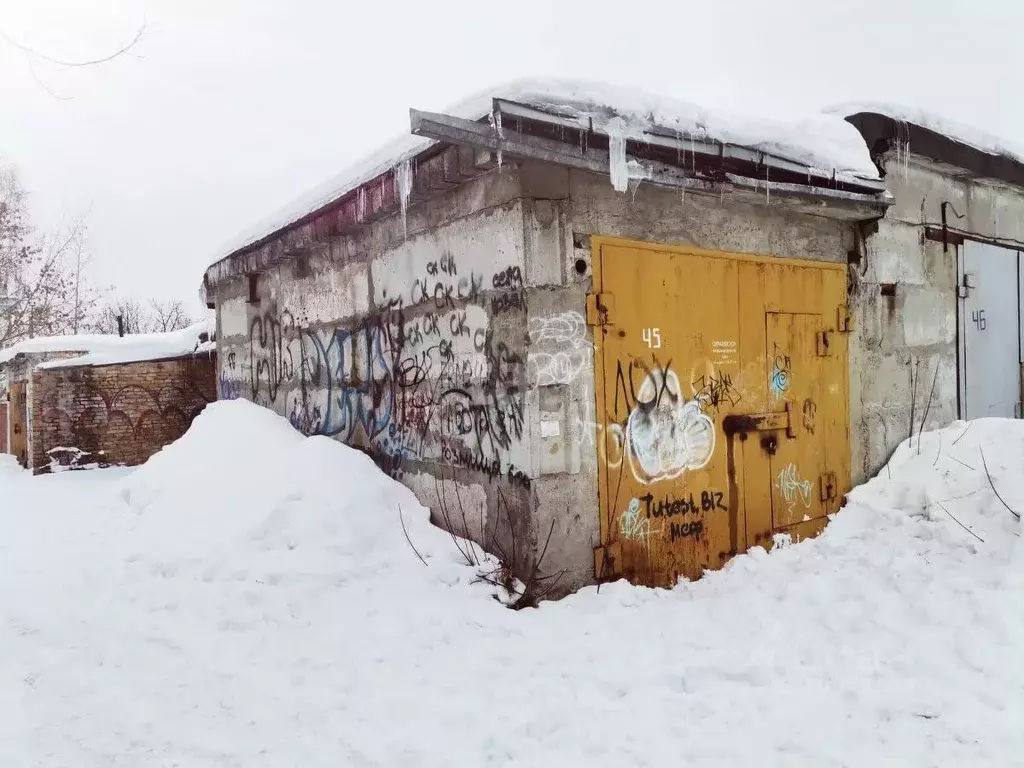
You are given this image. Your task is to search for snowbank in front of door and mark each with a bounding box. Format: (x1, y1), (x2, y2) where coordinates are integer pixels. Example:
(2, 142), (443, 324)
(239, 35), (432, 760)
(0, 402), (1021, 766)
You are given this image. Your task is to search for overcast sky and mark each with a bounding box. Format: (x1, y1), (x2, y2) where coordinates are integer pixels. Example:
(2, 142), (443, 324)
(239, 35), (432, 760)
(1, 0), (1021, 314)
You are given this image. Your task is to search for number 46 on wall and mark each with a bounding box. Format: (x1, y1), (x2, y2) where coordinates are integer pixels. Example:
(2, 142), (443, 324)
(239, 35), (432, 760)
(642, 328), (662, 348)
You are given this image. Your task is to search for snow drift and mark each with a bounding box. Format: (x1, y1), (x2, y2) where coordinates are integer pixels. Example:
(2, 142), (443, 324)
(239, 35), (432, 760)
(1, 403), (1022, 766)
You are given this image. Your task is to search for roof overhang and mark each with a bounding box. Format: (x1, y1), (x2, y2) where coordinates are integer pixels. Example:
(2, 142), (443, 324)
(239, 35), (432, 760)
(204, 98), (893, 288)
(412, 99), (891, 208)
(846, 112), (1024, 187)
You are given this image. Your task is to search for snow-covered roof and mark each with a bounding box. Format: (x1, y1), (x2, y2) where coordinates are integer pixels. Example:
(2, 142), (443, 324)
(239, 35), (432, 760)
(211, 78), (881, 268)
(0, 320), (214, 369)
(830, 101), (1024, 165)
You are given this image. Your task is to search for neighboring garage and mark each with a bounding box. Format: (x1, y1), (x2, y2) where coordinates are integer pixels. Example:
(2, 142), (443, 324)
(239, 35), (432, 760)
(838, 106), (1024, 478)
(202, 80), (894, 593)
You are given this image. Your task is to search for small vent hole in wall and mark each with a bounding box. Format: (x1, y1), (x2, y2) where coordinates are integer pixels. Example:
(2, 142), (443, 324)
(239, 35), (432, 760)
(879, 283), (897, 297)
(574, 258), (588, 276)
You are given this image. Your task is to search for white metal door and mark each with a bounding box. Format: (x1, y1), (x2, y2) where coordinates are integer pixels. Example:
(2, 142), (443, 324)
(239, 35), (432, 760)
(958, 241), (1022, 419)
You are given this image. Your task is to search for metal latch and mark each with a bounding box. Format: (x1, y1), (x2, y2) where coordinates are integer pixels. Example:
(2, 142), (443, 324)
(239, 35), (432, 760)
(723, 401), (797, 440)
(819, 471), (837, 502)
(837, 304), (855, 332)
(586, 292), (615, 326)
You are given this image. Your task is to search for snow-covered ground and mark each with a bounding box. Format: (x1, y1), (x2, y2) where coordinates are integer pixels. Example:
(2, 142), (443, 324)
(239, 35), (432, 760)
(1, 401), (1022, 766)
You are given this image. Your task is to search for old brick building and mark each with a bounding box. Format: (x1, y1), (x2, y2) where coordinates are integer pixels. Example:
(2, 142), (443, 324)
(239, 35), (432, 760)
(0, 323), (216, 471)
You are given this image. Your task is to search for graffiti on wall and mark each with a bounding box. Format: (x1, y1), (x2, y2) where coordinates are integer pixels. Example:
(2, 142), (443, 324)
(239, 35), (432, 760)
(776, 463), (812, 513)
(527, 312), (591, 386)
(619, 497), (661, 544)
(235, 252), (532, 489)
(220, 352), (242, 400)
(606, 360), (715, 486)
(770, 343), (791, 401)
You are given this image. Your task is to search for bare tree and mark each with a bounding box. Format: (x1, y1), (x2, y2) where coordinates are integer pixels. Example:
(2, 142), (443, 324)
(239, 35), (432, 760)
(148, 299), (192, 332)
(0, 19), (146, 98)
(91, 296), (193, 335)
(91, 296), (146, 336)
(0, 168), (101, 346)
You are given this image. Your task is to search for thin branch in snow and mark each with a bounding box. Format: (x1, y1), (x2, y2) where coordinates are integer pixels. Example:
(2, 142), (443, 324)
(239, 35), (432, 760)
(452, 476), (477, 565)
(918, 363), (940, 454)
(433, 472), (476, 566)
(398, 505), (428, 567)
(948, 455), (977, 472)
(908, 358), (919, 445)
(933, 433), (942, 467)
(980, 448), (1021, 520)
(530, 569), (567, 603)
(935, 502), (985, 543)
(952, 422), (972, 446)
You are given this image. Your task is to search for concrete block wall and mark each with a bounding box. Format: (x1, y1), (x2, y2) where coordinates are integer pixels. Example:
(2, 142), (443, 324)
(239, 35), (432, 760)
(214, 168), (542, 579)
(31, 355), (216, 470)
(852, 153), (1024, 482)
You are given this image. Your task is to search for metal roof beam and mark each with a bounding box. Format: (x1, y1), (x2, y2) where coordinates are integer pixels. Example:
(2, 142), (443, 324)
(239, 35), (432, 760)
(410, 108), (892, 212)
(492, 98), (886, 194)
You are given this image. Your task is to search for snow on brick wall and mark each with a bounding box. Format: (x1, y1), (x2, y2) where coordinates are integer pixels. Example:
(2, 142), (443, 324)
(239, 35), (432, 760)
(31, 356), (217, 470)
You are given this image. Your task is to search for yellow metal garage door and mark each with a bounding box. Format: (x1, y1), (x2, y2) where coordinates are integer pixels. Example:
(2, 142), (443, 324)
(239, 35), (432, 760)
(590, 237), (850, 587)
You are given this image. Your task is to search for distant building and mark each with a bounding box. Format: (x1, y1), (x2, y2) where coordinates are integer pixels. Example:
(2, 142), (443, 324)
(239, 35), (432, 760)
(0, 323), (216, 471)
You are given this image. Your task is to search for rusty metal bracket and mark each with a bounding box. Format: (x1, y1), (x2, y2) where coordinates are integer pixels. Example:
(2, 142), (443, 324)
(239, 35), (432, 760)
(816, 330), (833, 357)
(586, 292), (615, 326)
(819, 471), (837, 502)
(837, 304), (855, 332)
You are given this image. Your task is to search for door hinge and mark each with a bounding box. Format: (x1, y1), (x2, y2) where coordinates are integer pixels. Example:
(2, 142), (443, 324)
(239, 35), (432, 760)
(837, 304), (854, 332)
(816, 330), (832, 356)
(819, 471), (837, 502)
(586, 292), (615, 326)
(959, 272), (975, 299)
(593, 540), (622, 581)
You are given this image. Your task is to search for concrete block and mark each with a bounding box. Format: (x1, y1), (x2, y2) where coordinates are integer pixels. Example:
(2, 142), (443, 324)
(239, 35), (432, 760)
(866, 221), (926, 285)
(568, 168), (851, 265)
(967, 180), (1024, 243)
(902, 288), (956, 346)
(881, 156), (968, 227)
(522, 199), (566, 288)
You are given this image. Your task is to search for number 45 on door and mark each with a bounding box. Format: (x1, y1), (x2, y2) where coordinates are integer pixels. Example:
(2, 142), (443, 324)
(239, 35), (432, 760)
(642, 328), (662, 348)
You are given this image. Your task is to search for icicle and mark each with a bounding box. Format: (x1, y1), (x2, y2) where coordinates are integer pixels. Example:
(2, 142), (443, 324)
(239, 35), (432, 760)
(396, 159), (412, 239)
(493, 109), (504, 171)
(606, 116), (629, 193)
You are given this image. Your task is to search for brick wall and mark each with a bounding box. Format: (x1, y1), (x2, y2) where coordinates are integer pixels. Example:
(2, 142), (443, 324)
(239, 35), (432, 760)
(31, 354), (217, 470)
(0, 403), (6, 454)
